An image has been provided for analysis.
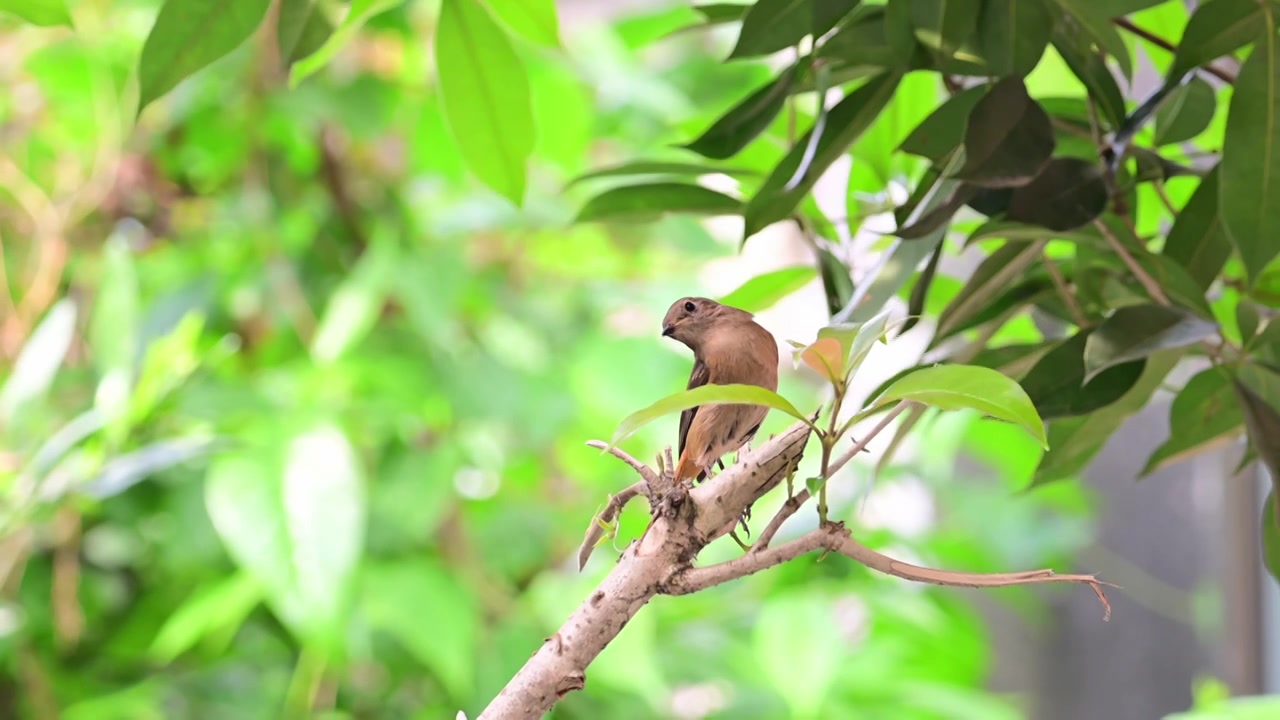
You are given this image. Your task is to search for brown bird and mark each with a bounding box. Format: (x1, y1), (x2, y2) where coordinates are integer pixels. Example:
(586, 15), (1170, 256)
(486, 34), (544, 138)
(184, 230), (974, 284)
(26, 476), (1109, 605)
(662, 297), (780, 483)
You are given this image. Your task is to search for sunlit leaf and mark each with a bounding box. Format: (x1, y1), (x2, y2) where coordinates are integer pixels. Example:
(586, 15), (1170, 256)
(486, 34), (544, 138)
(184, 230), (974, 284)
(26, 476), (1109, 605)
(137, 0), (271, 113)
(1220, 11), (1280, 286)
(610, 383), (813, 448)
(289, 0), (399, 82)
(719, 266), (818, 313)
(150, 573), (262, 663)
(869, 364), (1048, 447)
(483, 0), (561, 47)
(0, 0), (72, 26)
(312, 239), (399, 364)
(434, 0), (535, 205)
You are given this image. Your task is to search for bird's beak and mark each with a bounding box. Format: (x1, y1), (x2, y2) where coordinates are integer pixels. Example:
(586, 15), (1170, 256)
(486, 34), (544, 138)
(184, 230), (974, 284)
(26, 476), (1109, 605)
(662, 324), (674, 337)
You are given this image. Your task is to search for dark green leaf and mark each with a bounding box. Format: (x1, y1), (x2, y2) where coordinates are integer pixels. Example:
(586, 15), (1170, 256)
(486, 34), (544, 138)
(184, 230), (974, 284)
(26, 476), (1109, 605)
(610, 384), (814, 447)
(816, 246), (856, 317)
(937, 240), (1045, 339)
(1051, 24), (1126, 129)
(974, 0), (1056, 77)
(1220, 14), (1280, 286)
(1239, 300), (1262, 344)
(899, 85), (986, 162)
(1051, 0), (1133, 79)
(575, 182), (741, 222)
(718, 266), (819, 313)
(868, 364), (1048, 447)
(436, 0), (535, 205)
(694, 3), (751, 24)
(1262, 490), (1280, 584)
(1083, 304), (1219, 382)
(744, 71), (902, 240)
(684, 59), (809, 160)
(1153, 76), (1216, 146)
(1130, 147), (1206, 184)
(1169, 0), (1264, 80)
(1143, 366), (1243, 476)
(893, 183), (978, 239)
(1252, 318), (1280, 371)
(1129, 252), (1215, 318)
(730, 0), (849, 58)
(1162, 164), (1229, 291)
(819, 2), (917, 68)
(278, 0), (335, 66)
(966, 186), (1014, 216)
(909, 0), (982, 55)
(288, 0), (398, 85)
(955, 77), (1055, 187)
(1005, 157), (1109, 231)
(137, 0), (271, 113)
(1031, 350), (1181, 486)
(1233, 361), (1280, 495)
(900, 244), (942, 335)
(1068, 0), (1166, 14)
(567, 161), (757, 187)
(0, 0), (72, 26)
(1020, 329), (1146, 419)
(964, 219), (1101, 248)
(969, 341), (1060, 380)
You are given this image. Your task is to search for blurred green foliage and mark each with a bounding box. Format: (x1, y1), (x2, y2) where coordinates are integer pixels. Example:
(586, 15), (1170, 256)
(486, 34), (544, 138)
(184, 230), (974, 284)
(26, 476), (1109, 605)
(0, 0), (1253, 718)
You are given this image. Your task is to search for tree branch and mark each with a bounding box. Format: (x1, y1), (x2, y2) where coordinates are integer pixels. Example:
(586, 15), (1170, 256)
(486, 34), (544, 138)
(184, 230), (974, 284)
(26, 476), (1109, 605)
(1112, 18), (1236, 85)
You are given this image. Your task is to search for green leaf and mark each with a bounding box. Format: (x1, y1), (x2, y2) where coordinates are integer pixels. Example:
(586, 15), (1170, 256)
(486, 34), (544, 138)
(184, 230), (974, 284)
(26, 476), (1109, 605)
(1051, 0), (1133, 79)
(936, 240), (1044, 340)
(435, 0), (535, 205)
(575, 182), (741, 222)
(909, 0), (982, 54)
(1142, 366), (1243, 476)
(610, 383), (813, 447)
(361, 559), (477, 698)
(205, 425), (365, 651)
(684, 60), (809, 160)
(1031, 349), (1181, 486)
(1263, 490), (1280, 585)
(816, 245), (856, 317)
(974, 0), (1055, 77)
(1020, 330), (1146, 419)
(899, 84), (986, 162)
(1239, 300), (1262, 344)
(150, 573), (262, 663)
(797, 309), (894, 384)
(0, 0), (72, 26)
(1083, 304), (1219, 382)
(1162, 164), (1229, 291)
(90, 238), (140, 382)
(1169, 0), (1263, 80)
(1005, 157), (1110, 231)
(0, 299), (76, 424)
(744, 71), (902, 240)
(277, 0), (334, 66)
(694, 3), (751, 24)
(730, 0), (847, 58)
(566, 161), (757, 187)
(289, 0), (397, 82)
(819, 3), (917, 68)
(1234, 361), (1280, 496)
(136, 0), (271, 114)
(1051, 24), (1126, 129)
(719, 266), (819, 313)
(963, 218), (1101, 248)
(1220, 12), (1280, 286)
(955, 77), (1055, 187)
(869, 364), (1048, 448)
(483, 0), (561, 47)
(311, 239), (398, 364)
(1153, 75), (1216, 146)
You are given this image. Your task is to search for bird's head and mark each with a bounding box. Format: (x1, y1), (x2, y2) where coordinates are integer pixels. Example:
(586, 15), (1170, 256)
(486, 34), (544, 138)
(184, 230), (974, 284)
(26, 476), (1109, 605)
(661, 297), (752, 350)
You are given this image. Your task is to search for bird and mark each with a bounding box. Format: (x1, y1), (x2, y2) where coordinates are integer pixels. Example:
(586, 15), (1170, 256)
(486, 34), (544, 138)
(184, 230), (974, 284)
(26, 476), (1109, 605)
(661, 296), (780, 483)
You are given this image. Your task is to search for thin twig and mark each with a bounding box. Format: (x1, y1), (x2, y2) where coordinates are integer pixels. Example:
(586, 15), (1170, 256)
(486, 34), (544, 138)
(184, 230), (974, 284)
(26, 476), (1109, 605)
(1042, 251), (1089, 327)
(1112, 18), (1236, 84)
(1093, 219), (1171, 306)
(585, 440), (661, 485)
(669, 523), (1114, 620)
(827, 402), (912, 477)
(575, 480), (651, 571)
(752, 489), (811, 552)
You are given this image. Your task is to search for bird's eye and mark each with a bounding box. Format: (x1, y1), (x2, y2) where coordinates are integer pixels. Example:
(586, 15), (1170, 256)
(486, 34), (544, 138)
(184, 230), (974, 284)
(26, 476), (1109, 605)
(684, 301), (696, 312)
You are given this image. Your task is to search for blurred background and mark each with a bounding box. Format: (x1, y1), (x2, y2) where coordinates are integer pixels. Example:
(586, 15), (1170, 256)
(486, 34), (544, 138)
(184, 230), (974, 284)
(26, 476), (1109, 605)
(0, 0), (1277, 718)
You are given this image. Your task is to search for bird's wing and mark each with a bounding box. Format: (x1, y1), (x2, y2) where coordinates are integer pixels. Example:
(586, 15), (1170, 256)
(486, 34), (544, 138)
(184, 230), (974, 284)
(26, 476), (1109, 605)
(678, 358), (710, 457)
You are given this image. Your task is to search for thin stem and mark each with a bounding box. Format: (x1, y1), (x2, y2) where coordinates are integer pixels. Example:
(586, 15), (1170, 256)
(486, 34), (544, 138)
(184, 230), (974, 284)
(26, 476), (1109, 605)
(1112, 18), (1236, 85)
(1041, 250), (1089, 328)
(1093, 219), (1171, 306)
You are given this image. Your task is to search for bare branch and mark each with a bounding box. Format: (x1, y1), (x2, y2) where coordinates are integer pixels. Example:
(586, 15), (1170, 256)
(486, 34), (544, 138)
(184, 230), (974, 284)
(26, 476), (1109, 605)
(752, 489), (811, 551)
(827, 402), (912, 477)
(667, 529), (829, 593)
(585, 440), (660, 486)
(1093, 218), (1171, 307)
(1042, 250), (1089, 328)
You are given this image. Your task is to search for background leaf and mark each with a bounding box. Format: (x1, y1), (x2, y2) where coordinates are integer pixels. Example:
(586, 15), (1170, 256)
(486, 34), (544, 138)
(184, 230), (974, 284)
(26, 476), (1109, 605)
(870, 364), (1048, 447)
(610, 383), (813, 447)
(137, 0), (270, 113)
(719, 266), (819, 313)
